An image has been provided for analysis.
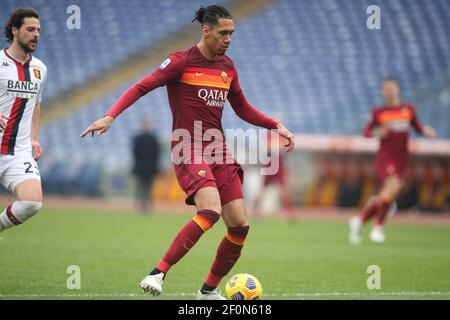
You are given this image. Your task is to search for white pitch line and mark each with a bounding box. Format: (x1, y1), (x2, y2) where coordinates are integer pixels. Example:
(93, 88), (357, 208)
(264, 291), (450, 297)
(0, 293), (194, 298)
(1, 292), (450, 298)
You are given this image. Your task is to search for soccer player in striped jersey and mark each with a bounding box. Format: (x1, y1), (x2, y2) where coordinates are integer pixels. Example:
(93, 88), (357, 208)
(0, 8), (47, 232)
(81, 5), (295, 299)
(349, 78), (437, 244)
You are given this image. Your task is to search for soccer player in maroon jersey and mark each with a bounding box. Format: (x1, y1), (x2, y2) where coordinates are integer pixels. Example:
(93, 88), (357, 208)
(349, 78), (436, 244)
(81, 5), (295, 299)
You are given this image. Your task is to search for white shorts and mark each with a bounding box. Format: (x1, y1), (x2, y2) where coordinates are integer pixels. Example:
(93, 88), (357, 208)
(0, 153), (41, 194)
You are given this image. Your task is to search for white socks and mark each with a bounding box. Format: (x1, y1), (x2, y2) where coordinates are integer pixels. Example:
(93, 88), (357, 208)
(0, 200), (42, 232)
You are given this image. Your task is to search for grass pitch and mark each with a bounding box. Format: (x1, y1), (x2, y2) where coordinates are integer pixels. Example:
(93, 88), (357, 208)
(0, 208), (449, 300)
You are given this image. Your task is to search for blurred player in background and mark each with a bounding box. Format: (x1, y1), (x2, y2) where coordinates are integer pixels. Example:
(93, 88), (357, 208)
(131, 119), (160, 212)
(252, 117), (294, 219)
(349, 77), (436, 244)
(0, 8), (46, 233)
(81, 5), (294, 299)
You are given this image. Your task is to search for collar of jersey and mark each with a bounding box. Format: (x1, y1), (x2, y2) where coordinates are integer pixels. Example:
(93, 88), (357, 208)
(3, 48), (33, 65)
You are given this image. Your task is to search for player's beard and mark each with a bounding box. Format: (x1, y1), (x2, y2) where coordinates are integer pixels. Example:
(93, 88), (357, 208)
(218, 45), (229, 56)
(18, 38), (37, 53)
(216, 47), (227, 56)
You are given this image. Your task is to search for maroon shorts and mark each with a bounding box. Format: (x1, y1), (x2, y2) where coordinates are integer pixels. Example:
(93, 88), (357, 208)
(375, 158), (406, 181)
(174, 162), (244, 206)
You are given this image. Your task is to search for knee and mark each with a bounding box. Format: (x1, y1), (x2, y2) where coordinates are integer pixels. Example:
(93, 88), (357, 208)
(384, 177), (402, 193)
(15, 200), (43, 222)
(380, 193), (395, 203)
(194, 187), (223, 214)
(382, 186), (401, 202)
(381, 187), (400, 202)
(196, 200), (222, 215)
(231, 219), (249, 228)
(225, 213), (249, 228)
(393, 182), (402, 196)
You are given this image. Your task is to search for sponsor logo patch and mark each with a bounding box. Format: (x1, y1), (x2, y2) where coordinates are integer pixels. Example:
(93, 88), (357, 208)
(160, 58), (171, 69)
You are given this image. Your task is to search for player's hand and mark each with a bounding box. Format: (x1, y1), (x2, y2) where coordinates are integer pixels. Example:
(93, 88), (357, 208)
(378, 125), (390, 139)
(0, 112), (10, 132)
(276, 123), (295, 152)
(31, 140), (43, 160)
(80, 116), (114, 138)
(422, 125), (437, 138)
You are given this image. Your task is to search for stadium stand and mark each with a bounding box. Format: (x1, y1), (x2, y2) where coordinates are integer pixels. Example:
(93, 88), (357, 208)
(2, 0), (448, 195)
(0, 0), (228, 99)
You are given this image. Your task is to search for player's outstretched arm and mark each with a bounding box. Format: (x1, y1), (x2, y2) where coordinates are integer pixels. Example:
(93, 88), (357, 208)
(410, 106), (437, 138)
(80, 54), (185, 139)
(80, 116), (114, 138)
(79, 73), (160, 138)
(422, 125), (437, 138)
(363, 110), (378, 138)
(79, 75), (158, 138)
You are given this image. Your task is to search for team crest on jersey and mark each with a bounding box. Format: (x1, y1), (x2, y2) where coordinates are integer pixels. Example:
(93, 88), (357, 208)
(33, 68), (41, 79)
(198, 170), (207, 177)
(160, 58), (171, 69)
(220, 71), (227, 83)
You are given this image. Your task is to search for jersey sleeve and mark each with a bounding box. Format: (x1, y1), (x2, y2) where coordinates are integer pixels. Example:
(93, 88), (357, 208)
(363, 109), (379, 137)
(409, 105), (424, 134)
(36, 65), (47, 105)
(105, 53), (187, 119)
(151, 52), (187, 86)
(229, 66), (242, 96)
(228, 69), (279, 130)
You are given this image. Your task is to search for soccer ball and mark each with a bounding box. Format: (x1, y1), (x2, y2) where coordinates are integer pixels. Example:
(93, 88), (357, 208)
(225, 273), (263, 300)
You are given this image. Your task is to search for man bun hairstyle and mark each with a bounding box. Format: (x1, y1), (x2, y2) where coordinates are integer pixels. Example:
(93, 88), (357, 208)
(192, 5), (232, 26)
(4, 7), (39, 43)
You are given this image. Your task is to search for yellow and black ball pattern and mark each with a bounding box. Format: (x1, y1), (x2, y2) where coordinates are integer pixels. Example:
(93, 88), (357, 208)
(225, 273), (263, 300)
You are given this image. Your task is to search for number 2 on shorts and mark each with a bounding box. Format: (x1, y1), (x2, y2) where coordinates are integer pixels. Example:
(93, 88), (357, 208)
(24, 162), (39, 176)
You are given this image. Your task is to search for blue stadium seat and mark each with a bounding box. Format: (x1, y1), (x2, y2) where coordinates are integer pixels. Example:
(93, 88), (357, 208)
(0, 0), (228, 99)
(8, 0), (449, 194)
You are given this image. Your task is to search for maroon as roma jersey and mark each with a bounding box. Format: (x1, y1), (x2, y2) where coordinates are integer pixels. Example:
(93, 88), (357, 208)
(363, 104), (424, 179)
